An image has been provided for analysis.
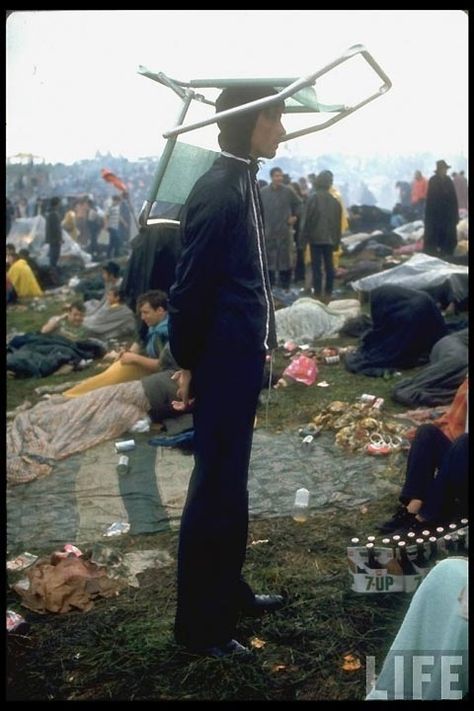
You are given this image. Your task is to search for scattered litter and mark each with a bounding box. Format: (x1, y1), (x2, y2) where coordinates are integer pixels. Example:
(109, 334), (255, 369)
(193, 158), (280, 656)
(7, 610), (30, 635)
(298, 423), (321, 438)
(89, 543), (124, 568)
(13, 578), (31, 592)
(117, 455), (129, 475)
(103, 522), (130, 537)
(316, 381), (330, 387)
(114, 439), (136, 453)
(77, 359), (93, 370)
(282, 354), (318, 386)
(129, 416), (151, 433)
(7, 552), (38, 571)
(64, 544), (83, 557)
(342, 653), (361, 672)
(249, 539), (270, 547)
(250, 637), (266, 649)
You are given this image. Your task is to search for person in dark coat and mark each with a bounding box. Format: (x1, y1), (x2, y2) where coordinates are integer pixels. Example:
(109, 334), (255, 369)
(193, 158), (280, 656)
(44, 196), (63, 269)
(301, 170), (342, 303)
(121, 222), (181, 314)
(344, 285), (448, 377)
(168, 86), (287, 659)
(260, 167), (301, 289)
(423, 160), (459, 258)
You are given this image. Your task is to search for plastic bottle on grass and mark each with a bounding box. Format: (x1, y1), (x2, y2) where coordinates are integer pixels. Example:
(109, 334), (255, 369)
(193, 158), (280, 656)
(293, 487), (310, 522)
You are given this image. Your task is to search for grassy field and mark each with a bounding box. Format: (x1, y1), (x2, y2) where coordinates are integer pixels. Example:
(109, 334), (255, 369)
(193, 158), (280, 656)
(6, 278), (433, 701)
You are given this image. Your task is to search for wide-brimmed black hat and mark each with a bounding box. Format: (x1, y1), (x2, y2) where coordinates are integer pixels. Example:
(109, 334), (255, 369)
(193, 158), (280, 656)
(436, 159), (451, 170)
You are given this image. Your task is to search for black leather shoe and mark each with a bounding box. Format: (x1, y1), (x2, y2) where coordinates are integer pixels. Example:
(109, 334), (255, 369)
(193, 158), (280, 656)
(241, 594), (285, 617)
(191, 639), (252, 659)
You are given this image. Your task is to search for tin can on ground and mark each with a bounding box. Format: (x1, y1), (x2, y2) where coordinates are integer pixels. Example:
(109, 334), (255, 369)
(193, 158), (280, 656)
(115, 439), (135, 453)
(117, 455), (129, 475)
(325, 355), (340, 364)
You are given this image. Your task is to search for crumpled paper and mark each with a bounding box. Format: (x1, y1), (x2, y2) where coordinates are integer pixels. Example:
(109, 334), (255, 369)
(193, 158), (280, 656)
(12, 555), (124, 614)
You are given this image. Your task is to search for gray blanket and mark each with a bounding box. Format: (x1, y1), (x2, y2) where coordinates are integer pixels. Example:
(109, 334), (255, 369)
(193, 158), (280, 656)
(391, 328), (468, 406)
(83, 303), (137, 341)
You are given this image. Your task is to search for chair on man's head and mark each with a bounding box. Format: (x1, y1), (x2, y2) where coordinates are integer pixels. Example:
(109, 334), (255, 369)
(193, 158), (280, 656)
(137, 43), (392, 228)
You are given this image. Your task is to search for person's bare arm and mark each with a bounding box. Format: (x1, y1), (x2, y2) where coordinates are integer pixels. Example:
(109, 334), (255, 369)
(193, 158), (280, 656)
(40, 314), (64, 334)
(171, 369), (194, 411)
(119, 351), (160, 372)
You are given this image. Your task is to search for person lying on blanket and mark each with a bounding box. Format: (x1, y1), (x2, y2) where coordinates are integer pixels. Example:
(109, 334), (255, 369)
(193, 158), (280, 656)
(7, 343), (192, 486)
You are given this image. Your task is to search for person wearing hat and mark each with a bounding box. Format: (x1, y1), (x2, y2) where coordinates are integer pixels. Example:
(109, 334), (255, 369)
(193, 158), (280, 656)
(423, 160), (459, 258)
(168, 86), (287, 658)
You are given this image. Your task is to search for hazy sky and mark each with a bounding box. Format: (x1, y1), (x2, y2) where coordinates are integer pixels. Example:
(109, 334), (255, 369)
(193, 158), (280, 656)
(6, 10), (468, 165)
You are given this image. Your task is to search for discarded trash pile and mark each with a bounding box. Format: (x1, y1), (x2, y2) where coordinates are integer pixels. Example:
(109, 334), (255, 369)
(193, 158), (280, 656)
(308, 399), (411, 454)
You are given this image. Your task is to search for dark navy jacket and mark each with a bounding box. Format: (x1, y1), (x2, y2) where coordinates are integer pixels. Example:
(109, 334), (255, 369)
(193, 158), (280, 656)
(168, 154), (276, 371)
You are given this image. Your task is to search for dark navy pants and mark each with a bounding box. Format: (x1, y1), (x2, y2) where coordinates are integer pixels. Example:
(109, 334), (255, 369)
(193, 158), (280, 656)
(310, 244), (334, 299)
(400, 424), (468, 522)
(174, 347), (265, 648)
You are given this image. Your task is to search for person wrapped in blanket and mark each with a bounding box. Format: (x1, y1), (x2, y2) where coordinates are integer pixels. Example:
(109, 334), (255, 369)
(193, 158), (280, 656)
(7, 342), (192, 486)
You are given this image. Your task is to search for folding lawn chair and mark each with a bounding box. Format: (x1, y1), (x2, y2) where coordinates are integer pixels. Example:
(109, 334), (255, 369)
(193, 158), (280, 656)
(137, 43), (392, 228)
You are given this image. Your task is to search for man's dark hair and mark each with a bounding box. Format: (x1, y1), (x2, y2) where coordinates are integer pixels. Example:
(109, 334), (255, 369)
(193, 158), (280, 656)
(136, 289), (168, 312)
(68, 300), (86, 313)
(102, 261), (120, 278)
(314, 171), (332, 190)
(270, 167), (283, 177)
(109, 286), (125, 302)
(215, 86), (282, 158)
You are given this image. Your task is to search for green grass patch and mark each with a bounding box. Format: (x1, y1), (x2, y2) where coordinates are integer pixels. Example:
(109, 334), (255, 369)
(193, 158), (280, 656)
(5, 279), (440, 701)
